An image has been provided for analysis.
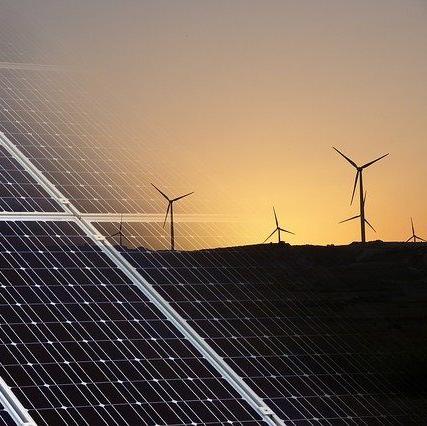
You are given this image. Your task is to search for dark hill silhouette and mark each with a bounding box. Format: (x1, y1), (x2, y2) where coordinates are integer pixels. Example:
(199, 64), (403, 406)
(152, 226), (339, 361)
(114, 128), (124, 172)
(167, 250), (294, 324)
(119, 241), (427, 422)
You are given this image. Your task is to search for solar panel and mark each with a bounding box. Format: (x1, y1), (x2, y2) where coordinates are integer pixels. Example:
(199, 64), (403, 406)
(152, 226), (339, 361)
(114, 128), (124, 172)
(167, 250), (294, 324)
(0, 144), (63, 213)
(94, 221), (424, 424)
(0, 67), (212, 215)
(0, 220), (266, 425)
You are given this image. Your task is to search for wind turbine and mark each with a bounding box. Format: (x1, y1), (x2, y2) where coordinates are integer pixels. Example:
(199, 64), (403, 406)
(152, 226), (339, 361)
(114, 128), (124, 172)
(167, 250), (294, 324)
(151, 183), (194, 250)
(333, 147), (388, 243)
(405, 218), (426, 243)
(339, 191), (376, 236)
(110, 214), (130, 247)
(263, 206), (295, 243)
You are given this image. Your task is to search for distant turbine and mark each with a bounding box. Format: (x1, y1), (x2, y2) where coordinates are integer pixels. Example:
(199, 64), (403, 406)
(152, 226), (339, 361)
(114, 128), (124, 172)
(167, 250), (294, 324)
(340, 191), (376, 236)
(263, 206), (295, 243)
(152, 183), (194, 250)
(333, 147), (388, 243)
(110, 214), (130, 247)
(405, 218), (426, 243)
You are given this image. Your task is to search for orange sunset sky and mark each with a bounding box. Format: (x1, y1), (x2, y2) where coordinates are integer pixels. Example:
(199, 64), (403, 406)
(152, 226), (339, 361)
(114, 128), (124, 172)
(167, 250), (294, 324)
(9, 0), (427, 246)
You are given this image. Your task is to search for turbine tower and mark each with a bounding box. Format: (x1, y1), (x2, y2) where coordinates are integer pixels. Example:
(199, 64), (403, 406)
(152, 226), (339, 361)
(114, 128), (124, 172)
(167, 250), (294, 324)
(333, 147), (388, 243)
(152, 183), (194, 250)
(405, 218), (426, 243)
(340, 191), (376, 236)
(110, 214), (130, 247)
(263, 206), (295, 243)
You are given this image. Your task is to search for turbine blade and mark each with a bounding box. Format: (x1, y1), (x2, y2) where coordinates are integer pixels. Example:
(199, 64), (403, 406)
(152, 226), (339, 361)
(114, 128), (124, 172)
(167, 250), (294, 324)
(411, 217), (415, 235)
(415, 235), (426, 242)
(151, 183), (170, 201)
(339, 215), (360, 224)
(263, 228), (277, 243)
(110, 232), (120, 237)
(163, 202), (171, 228)
(365, 218), (376, 232)
(173, 191), (194, 202)
(333, 147), (358, 168)
(273, 206), (279, 227)
(405, 236), (413, 243)
(350, 171), (360, 205)
(363, 190), (367, 207)
(280, 228), (295, 235)
(361, 153), (389, 169)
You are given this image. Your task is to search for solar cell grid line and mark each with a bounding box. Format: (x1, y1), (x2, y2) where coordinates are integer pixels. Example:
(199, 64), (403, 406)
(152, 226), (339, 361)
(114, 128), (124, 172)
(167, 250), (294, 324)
(0, 143), (63, 214)
(0, 219), (271, 426)
(92, 221), (424, 424)
(0, 132), (71, 211)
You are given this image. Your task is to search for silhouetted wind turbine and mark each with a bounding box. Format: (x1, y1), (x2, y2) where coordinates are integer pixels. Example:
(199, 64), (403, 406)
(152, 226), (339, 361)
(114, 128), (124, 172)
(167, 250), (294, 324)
(405, 218), (426, 243)
(110, 214), (130, 247)
(151, 183), (194, 250)
(333, 147), (388, 243)
(263, 206), (295, 243)
(339, 191), (376, 236)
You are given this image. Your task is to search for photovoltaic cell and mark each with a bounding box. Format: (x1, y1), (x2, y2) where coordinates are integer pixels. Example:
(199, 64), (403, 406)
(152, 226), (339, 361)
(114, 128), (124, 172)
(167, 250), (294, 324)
(0, 220), (265, 425)
(0, 145), (63, 212)
(94, 222), (424, 424)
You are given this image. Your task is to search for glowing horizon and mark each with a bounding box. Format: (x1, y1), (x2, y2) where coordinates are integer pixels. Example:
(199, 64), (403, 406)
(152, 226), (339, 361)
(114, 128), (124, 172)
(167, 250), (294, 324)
(5, 0), (427, 247)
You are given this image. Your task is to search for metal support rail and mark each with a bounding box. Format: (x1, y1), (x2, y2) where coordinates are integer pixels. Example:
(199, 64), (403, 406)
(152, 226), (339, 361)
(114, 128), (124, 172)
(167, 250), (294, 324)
(0, 377), (36, 426)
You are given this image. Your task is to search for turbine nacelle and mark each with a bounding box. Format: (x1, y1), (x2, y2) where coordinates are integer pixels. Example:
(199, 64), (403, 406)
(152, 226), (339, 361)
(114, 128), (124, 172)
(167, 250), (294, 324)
(333, 147), (388, 205)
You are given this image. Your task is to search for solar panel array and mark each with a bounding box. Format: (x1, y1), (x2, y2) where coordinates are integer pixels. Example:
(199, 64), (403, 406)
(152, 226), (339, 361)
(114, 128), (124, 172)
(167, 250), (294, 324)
(1, 3), (426, 425)
(93, 221), (424, 424)
(0, 220), (266, 425)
